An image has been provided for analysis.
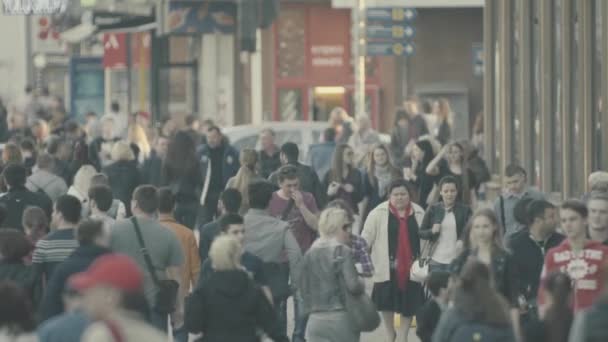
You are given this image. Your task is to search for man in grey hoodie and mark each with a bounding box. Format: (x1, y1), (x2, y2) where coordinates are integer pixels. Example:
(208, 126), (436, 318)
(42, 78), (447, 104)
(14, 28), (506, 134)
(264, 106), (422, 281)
(243, 180), (302, 336)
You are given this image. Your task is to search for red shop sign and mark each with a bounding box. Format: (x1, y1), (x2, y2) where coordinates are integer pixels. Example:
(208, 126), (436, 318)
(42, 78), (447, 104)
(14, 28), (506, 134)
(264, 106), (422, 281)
(308, 7), (351, 83)
(103, 33), (127, 69)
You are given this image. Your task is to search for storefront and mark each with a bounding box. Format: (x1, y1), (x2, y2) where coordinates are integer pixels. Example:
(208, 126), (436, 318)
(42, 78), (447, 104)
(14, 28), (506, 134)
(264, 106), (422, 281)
(273, 4), (383, 126)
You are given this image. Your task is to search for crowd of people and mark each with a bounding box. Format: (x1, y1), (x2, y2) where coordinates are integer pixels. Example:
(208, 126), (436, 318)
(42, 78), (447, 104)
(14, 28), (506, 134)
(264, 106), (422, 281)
(0, 88), (607, 342)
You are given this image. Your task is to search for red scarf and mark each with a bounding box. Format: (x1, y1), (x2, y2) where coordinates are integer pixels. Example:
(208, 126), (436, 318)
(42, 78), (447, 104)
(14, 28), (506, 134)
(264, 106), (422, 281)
(389, 203), (413, 290)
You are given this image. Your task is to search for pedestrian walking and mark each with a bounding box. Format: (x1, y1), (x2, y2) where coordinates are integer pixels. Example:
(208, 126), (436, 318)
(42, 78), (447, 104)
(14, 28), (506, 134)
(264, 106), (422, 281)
(299, 207), (366, 341)
(362, 143), (402, 223)
(226, 148), (264, 215)
(185, 235), (288, 342)
(0, 281), (38, 342)
(403, 140), (436, 208)
(525, 272), (573, 342)
(323, 144), (365, 218)
(419, 176), (472, 273)
(432, 260), (516, 342)
(361, 179), (426, 342)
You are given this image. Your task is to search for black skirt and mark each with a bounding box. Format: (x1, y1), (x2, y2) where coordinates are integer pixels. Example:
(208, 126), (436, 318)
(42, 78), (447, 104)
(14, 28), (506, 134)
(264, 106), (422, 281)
(371, 270), (425, 317)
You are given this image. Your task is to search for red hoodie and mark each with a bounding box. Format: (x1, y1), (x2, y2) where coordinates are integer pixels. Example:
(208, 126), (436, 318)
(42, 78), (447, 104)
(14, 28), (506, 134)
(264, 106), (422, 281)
(538, 239), (608, 312)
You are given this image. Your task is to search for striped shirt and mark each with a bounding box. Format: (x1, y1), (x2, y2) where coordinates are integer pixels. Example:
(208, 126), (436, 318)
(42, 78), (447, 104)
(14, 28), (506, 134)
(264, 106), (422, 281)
(32, 228), (79, 281)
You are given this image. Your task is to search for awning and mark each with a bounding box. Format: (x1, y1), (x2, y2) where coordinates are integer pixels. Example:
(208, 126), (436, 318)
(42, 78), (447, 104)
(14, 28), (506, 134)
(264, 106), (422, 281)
(60, 23), (97, 43)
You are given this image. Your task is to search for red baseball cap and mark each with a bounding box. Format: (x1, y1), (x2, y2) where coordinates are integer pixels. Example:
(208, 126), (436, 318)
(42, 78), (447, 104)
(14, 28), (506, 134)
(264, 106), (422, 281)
(69, 253), (144, 292)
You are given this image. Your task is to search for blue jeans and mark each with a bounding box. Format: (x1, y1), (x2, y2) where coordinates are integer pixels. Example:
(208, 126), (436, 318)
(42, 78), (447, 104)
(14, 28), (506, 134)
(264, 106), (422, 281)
(150, 311), (168, 332)
(293, 292), (309, 342)
(275, 299), (287, 335)
(173, 325), (188, 342)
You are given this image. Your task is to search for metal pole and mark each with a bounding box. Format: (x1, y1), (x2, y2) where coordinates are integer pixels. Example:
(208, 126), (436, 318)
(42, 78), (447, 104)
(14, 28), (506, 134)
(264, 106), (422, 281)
(561, 0), (573, 198)
(355, 0), (366, 119)
(482, 0), (496, 173)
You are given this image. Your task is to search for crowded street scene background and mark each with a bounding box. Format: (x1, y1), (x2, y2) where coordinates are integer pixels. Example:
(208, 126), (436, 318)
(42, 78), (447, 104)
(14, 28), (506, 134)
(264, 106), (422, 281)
(1, 0), (608, 341)
(0, 88), (605, 342)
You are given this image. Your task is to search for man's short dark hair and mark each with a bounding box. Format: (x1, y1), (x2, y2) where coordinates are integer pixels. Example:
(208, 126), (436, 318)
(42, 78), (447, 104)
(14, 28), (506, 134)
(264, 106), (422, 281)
(77, 219), (104, 245)
(3, 163), (27, 188)
(55, 195), (82, 224)
(514, 197), (535, 225)
(505, 164), (527, 178)
(111, 101), (120, 112)
(323, 128), (336, 142)
(132, 185), (159, 214)
(88, 185), (113, 212)
(421, 99), (433, 114)
(0, 229), (32, 262)
(561, 199), (589, 219)
(220, 188), (242, 214)
(158, 187), (175, 214)
(277, 165), (298, 183)
(249, 181), (275, 210)
(281, 142), (299, 163)
(219, 213), (244, 232)
(527, 200), (556, 225)
(185, 115), (198, 126)
(207, 125), (221, 134)
(438, 176), (459, 192)
(90, 173), (110, 187)
(427, 271), (450, 297)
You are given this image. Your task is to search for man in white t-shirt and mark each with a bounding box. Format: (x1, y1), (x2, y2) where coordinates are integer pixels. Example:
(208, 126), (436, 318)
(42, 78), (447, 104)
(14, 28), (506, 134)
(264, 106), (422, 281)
(100, 101), (128, 139)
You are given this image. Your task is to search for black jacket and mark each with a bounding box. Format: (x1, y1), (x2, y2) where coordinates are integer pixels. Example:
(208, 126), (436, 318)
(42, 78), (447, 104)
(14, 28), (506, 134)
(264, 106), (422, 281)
(39, 245), (110, 321)
(0, 186), (53, 232)
(140, 150), (163, 187)
(416, 299), (442, 342)
(450, 249), (519, 307)
(0, 261), (41, 307)
(185, 270), (288, 342)
(103, 160), (141, 216)
(420, 202), (473, 242)
(507, 230), (565, 300)
(259, 148), (281, 179)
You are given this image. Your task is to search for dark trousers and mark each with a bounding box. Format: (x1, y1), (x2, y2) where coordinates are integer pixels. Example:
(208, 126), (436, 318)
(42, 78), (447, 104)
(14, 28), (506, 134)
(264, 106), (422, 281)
(275, 298), (288, 335)
(174, 201), (199, 230)
(199, 191), (220, 226)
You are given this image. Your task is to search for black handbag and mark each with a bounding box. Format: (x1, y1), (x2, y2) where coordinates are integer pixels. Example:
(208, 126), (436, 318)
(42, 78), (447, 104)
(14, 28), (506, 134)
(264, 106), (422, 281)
(131, 217), (179, 315)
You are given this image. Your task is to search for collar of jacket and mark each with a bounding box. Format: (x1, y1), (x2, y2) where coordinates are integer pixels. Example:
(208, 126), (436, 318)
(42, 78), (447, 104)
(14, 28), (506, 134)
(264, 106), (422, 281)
(72, 244), (111, 258)
(158, 214), (178, 224)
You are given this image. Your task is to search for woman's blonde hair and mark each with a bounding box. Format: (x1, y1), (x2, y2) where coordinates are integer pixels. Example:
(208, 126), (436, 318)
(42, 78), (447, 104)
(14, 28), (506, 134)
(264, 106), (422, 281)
(209, 235), (242, 271)
(73, 164), (97, 196)
(128, 124), (151, 161)
(111, 141), (135, 162)
(318, 207), (349, 238)
(229, 149), (258, 213)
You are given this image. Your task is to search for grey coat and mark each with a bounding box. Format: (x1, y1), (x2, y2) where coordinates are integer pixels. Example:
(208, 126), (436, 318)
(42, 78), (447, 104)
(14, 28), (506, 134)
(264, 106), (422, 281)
(26, 169), (68, 202)
(298, 239), (364, 315)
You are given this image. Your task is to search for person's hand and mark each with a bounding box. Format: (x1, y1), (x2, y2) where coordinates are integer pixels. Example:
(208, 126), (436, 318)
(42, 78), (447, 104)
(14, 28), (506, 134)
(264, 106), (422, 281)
(343, 183), (355, 193)
(292, 190), (305, 209)
(431, 223), (441, 234)
(403, 167), (413, 180)
(171, 308), (184, 329)
(455, 240), (464, 253)
(328, 182), (340, 196)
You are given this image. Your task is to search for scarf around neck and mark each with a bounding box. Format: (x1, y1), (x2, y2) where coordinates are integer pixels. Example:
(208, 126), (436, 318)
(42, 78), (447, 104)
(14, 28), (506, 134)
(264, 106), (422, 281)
(389, 203), (413, 290)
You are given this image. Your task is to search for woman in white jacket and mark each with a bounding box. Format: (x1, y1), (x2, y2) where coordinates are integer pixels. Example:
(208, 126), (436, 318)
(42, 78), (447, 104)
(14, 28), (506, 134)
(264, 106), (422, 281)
(361, 179), (425, 342)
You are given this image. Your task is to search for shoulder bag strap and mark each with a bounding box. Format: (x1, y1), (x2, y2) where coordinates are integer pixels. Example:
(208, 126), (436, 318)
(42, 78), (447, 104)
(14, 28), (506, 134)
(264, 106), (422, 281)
(130, 217), (160, 285)
(499, 195), (506, 234)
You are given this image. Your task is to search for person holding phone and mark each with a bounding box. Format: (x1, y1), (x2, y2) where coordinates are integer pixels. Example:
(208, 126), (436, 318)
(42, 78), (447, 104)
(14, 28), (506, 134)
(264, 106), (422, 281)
(268, 165), (319, 342)
(323, 144), (364, 217)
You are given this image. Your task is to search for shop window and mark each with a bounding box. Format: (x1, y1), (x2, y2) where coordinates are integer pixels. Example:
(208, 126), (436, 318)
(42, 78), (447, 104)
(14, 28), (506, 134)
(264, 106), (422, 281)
(278, 88), (303, 121)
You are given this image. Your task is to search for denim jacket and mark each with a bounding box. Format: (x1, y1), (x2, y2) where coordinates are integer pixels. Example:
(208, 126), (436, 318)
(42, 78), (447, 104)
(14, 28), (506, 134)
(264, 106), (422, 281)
(419, 202), (472, 242)
(298, 239), (364, 315)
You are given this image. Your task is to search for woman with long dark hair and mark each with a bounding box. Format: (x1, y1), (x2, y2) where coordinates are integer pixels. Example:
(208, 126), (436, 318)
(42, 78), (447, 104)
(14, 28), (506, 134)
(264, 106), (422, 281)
(525, 272), (573, 342)
(389, 110), (412, 168)
(449, 208), (521, 339)
(323, 144), (364, 215)
(426, 142), (477, 206)
(404, 140), (436, 208)
(433, 260), (515, 342)
(362, 144), (402, 222)
(162, 131), (203, 229)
